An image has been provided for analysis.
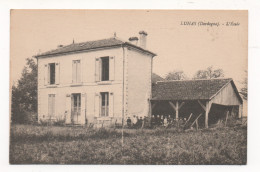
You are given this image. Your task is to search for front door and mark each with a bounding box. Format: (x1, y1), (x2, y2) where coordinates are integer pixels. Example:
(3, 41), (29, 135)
(71, 93), (81, 124)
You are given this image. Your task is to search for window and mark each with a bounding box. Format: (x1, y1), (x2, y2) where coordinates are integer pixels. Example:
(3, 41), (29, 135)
(72, 60), (81, 83)
(71, 93), (81, 124)
(101, 57), (109, 81)
(48, 94), (55, 117)
(49, 63), (55, 85)
(100, 92), (109, 117)
(45, 63), (59, 85)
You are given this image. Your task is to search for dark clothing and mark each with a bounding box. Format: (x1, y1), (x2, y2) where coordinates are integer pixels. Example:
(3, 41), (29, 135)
(127, 118), (132, 128)
(151, 117), (156, 127)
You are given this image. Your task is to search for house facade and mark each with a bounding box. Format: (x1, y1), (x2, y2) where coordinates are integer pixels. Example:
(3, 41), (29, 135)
(35, 31), (156, 127)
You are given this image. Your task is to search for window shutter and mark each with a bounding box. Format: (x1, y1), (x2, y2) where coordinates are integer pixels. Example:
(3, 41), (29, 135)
(52, 95), (56, 117)
(44, 64), (48, 85)
(48, 95), (52, 116)
(94, 93), (100, 117)
(65, 94), (71, 124)
(72, 60), (76, 83)
(47, 64), (50, 85)
(109, 56), (115, 81)
(95, 58), (100, 82)
(77, 60), (81, 83)
(55, 63), (60, 84)
(109, 92), (114, 117)
(80, 93), (86, 124)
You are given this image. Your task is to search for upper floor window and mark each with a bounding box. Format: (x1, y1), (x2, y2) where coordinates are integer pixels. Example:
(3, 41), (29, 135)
(95, 56), (114, 83)
(101, 57), (109, 81)
(44, 63), (59, 86)
(72, 60), (81, 83)
(49, 63), (56, 85)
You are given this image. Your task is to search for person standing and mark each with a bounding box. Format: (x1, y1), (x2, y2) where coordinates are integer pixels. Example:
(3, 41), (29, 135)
(151, 115), (155, 127)
(164, 116), (168, 127)
(139, 117), (143, 128)
(132, 115), (137, 128)
(160, 115), (164, 126)
(136, 116), (140, 128)
(127, 117), (132, 128)
(156, 115), (161, 126)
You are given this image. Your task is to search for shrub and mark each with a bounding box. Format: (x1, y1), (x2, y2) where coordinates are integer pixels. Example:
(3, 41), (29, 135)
(53, 116), (65, 126)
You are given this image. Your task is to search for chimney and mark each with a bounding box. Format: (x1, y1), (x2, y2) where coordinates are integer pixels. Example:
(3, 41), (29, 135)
(139, 30), (148, 49)
(57, 45), (63, 48)
(129, 37), (139, 45)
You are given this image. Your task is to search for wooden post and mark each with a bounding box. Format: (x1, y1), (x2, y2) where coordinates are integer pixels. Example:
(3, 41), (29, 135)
(205, 101), (209, 129)
(225, 111), (229, 127)
(231, 106), (235, 118)
(169, 101), (176, 118)
(183, 113), (193, 128)
(176, 101), (179, 120)
(239, 104), (243, 119)
(195, 120), (199, 130)
(169, 101), (185, 122)
(191, 113), (202, 128)
(149, 101), (152, 126)
(198, 100), (210, 128)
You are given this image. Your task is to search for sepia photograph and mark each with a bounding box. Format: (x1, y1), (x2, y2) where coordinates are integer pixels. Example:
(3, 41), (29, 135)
(10, 9), (248, 165)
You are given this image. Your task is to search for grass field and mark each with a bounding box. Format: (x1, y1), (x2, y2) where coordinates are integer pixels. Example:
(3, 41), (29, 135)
(9, 124), (247, 165)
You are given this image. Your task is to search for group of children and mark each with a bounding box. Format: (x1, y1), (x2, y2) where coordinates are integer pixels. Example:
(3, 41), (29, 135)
(151, 115), (171, 127)
(126, 115), (186, 128)
(125, 114), (187, 129)
(151, 115), (187, 128)
(126, 115), (145, 128)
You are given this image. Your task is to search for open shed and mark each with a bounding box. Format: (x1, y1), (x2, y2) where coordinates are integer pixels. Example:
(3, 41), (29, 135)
(151, 78), (243, 128)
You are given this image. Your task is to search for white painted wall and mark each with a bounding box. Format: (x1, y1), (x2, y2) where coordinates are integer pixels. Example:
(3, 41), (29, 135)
(38, 45), (154, 126)
(211, 82), (242, 106)
(210, 82), (243, 118)
(38, 47), (124, 126)
(127, 48), (153, 118)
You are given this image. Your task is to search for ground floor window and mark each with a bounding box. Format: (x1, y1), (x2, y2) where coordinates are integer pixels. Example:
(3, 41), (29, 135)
(71, 93), (81, 124)
(48, 94), (55, 117)
(101, 92), (109, 117)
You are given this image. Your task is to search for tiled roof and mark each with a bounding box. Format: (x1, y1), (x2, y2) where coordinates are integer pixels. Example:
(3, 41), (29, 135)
(152, 78), (241, 101)
(152, 73), (164, 84)
(35, 37), (156, 57)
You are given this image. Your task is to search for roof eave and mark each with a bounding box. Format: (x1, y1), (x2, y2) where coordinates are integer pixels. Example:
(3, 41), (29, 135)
(123, 42), (157, 57)
(208, 79), (243, 104)
(34, 42), (157, 58)
(150, 98), (210, 101)
(34, 44), (123, 58)
(230, 80), (243, 104)
(208, 79), (232, 100)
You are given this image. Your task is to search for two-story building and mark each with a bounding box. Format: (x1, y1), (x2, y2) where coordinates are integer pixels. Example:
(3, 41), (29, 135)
(35, 31), (156, 127)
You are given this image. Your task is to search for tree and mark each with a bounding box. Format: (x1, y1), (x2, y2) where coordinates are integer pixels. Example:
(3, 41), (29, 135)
(11, 58), (37, 123)
(165, 70), (187, 80)
(193, 66), (224, 79)
(240, 70), (247, 100)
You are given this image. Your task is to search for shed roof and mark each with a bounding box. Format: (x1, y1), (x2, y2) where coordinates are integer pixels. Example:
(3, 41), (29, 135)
(152, 73), (164, 84)
(152, 78), (242, 102)
(35, 37), (156, 58)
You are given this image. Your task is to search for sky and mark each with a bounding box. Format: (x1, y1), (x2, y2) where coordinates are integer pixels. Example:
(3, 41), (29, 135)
(10, 10), (247, 89)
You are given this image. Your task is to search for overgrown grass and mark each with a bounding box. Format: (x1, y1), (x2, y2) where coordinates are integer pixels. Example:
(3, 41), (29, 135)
(9, 124), (247, 164)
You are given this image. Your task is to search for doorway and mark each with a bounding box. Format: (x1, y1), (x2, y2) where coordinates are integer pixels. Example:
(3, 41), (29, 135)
(71, 93), (81, 124)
